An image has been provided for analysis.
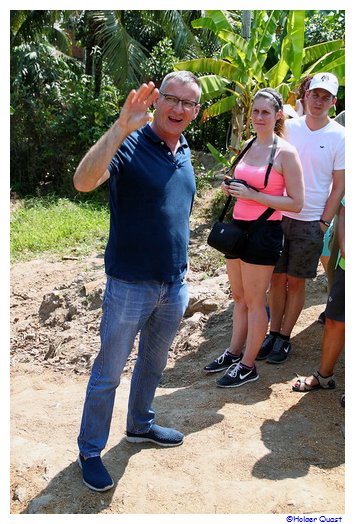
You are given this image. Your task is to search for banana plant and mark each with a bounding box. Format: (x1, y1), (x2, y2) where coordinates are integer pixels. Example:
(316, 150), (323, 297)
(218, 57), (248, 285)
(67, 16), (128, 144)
(175, 10), (344, 150)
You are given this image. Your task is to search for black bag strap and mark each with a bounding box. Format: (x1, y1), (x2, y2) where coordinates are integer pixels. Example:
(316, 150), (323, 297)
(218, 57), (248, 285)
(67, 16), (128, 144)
(247, 206), (275, 235)
(228, 136), (257, 176)
(263, 134), (278, 188)
(218, 135), (278, 222)
(218, 137), (256, 222)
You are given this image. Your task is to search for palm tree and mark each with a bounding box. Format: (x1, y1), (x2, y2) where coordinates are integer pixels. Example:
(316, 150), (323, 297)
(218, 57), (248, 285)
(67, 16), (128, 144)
(10, 10), (77, 98)
(11, 10), (221, 97)
(79, 10), (220, 94)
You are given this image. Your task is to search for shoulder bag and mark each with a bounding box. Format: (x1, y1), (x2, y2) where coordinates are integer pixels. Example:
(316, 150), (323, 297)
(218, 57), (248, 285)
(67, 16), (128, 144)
(207, 136), (277, 258)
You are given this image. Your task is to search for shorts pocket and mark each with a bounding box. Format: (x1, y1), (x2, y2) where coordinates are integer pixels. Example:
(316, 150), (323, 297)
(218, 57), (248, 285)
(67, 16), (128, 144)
(290, 220), (324, 241)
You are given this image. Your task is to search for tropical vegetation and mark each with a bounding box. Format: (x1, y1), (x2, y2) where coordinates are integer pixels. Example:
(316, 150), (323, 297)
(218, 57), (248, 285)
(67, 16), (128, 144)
(175, 10), (345, 149)
(10, 10), (345, 197)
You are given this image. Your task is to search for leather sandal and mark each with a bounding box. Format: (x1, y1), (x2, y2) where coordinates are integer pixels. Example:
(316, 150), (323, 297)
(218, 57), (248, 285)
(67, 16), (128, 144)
(292, 370), (336, 392)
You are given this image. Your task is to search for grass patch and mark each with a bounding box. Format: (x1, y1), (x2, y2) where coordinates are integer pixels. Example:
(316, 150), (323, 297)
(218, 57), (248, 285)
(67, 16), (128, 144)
(10, 196), (109, 263)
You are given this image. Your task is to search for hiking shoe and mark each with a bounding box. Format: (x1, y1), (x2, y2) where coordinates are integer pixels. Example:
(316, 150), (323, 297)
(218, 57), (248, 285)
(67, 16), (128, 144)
(77, 454), (114, 492)
(126, 424), (184, 447)
(216, 363), (259, 388)
(266, 337), (292, 364)
(256, 334), (276, 360)
(204, 350), (242, 373)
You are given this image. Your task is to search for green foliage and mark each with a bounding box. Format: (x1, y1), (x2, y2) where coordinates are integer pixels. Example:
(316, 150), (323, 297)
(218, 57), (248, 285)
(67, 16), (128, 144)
(176, 10), (345, 148)
(11, 41), (122, 195)
(304, 11), (345, 45)
(190, 153), (219, 195)
(10, 10), (72, 51)
(10, 10), (227, 196)
(83, 10), (214, 91)
(10, 9), (345, 198)
(208, 187), (233, 222)
(206, 142), (231, 167)
(143, 38), (178, 83)
(10, 196), (109, 262)
(185, 109), (230, 153)
(51, 73), (122, 187)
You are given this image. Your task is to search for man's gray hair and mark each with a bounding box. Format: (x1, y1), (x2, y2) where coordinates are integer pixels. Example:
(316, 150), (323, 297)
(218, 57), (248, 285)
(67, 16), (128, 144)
(160, 71), (201, 101)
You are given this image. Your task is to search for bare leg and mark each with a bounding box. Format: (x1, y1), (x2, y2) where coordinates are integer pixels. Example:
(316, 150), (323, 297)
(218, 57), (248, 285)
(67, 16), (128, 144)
(268, 272), (288, 333)
(320, 255), (329, 275)
(239, 262), (275, 367)
(319, 318), (345, 375)
(320, 255), (331, 299)
(280, 275), (306, 337)
(297, 317), (344, 388)
(226, 259), (248, 354)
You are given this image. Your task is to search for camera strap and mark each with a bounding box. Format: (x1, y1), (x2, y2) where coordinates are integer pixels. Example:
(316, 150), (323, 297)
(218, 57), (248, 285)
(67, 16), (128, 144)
(263, 134), (278, 188)
(218, 135), (278, 222)
(218, 138), (256, 222)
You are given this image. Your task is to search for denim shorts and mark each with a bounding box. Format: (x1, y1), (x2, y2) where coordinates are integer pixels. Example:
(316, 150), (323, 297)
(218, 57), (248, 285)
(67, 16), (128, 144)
(325, 266), (345, 322)
(226, 219), (283, 266)
(274, 216), (324, 278)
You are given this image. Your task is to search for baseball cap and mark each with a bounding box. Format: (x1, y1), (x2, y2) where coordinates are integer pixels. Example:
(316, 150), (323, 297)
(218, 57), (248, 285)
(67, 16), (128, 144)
(308, 73), (339, 96)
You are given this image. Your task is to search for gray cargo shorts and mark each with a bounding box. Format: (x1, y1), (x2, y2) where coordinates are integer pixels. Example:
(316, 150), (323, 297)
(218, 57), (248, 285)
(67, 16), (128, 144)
(274, 216), (324, 279)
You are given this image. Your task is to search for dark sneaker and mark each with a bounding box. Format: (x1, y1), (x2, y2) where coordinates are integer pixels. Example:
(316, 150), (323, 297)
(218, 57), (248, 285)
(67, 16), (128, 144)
(317, 311), (326, 324)
(266, 337), (292, 364)
(77, 454), (114, 492)
(256, 334), (276, 360)
(204, 350), (242, 373)
(216, 363), (259, 388)
(126, 424), (184, 447)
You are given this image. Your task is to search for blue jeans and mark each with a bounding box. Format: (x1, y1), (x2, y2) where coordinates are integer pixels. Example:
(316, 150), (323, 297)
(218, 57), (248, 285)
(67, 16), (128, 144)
(78, 275), (189, 458)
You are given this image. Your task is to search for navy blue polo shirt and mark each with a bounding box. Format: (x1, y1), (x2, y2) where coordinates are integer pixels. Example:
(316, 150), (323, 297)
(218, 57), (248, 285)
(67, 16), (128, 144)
(105, 124), (196, 282)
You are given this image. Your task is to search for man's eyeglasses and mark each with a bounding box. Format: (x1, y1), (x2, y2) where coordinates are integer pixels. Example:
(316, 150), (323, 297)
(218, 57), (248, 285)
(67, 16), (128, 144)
(159, 92), (199, 110)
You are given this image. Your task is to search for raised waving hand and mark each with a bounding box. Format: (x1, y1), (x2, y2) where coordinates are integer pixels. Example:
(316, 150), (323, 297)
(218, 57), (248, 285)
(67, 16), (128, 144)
(118, 82), (160, 135)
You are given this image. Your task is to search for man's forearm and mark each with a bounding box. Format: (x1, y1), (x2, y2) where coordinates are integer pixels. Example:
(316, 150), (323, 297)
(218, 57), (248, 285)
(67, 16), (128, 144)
(321, 191), (344, 223)
(73, 121), (128, 192)
(321, 171), (345, 223)
(73, 82), (160, 193)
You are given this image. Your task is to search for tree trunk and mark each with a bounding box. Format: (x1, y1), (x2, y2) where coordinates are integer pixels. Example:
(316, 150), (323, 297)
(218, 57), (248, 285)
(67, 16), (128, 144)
(228, 11), (252, 150)
(229, 105), (244, 152)
(241, 11), (252, 40)
(94, 53), (102, 98)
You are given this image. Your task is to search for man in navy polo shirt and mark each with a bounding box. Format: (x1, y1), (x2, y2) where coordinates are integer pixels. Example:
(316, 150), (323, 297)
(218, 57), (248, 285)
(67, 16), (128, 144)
(73, 71), (201, 491)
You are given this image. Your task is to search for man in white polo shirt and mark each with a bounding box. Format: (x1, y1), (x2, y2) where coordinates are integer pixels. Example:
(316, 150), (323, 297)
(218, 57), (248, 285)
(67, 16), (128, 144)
(257, 72), (345, 364)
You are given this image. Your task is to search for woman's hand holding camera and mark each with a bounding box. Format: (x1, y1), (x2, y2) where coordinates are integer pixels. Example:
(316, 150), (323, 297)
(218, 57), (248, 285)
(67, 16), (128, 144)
(222, 178), (255, 199)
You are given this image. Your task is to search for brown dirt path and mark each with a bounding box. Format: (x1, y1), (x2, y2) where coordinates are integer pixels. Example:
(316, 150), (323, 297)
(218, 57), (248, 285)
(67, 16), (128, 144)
(10, 254), (345, 516)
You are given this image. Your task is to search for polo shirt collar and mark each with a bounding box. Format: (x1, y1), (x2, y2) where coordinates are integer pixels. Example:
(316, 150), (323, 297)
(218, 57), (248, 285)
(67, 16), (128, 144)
(142, 123), (189, 149)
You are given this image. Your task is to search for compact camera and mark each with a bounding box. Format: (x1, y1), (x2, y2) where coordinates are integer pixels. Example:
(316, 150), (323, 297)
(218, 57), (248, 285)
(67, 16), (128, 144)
(224, 178), (249, 187)
(224, 178), (259, 192)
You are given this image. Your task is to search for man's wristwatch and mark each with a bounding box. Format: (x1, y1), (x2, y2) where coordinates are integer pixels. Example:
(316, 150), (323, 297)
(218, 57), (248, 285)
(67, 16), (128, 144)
(319, 219), (331, 227)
